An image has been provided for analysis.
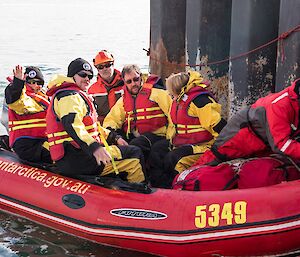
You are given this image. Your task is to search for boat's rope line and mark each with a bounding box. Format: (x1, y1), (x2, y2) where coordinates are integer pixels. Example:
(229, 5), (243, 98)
(144, 24), (300, 68)
(1, 194), (300, 243)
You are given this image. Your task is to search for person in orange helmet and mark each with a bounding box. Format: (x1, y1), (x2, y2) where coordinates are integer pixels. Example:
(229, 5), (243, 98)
(88, 50), (124, 124)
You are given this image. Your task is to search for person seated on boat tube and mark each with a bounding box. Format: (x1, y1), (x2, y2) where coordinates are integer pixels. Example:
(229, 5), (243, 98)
(103, 64), (172, 162)
(0, 100), (10, 151)
(147, 71), (227, 188)
(46, 58), (145, 183)
(5, 65), (52, 163)
(87, 50), (124, 124)
(195, 78), (300, 166)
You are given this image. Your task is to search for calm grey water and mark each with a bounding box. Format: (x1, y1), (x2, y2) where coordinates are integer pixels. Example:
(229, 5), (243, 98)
(0, 0), (150, 102)
(0, 0), (155, 256)
(0, 212), (156, 257)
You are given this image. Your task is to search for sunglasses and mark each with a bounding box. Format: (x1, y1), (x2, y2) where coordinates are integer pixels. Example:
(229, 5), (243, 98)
(96, 62), (113, 70)
(27, 80), (44, 86)
(125, 77), (140, 84)
(77, 72), (93, 80)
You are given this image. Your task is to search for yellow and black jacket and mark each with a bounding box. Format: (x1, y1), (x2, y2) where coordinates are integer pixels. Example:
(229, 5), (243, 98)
(46, 75), (112, 161)
(5, 77), (49, 147)
(103, 83), (172, 138)
(168, 71), (226, 153)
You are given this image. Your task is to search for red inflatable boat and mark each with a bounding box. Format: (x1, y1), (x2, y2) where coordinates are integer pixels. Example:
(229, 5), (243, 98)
(0, 149), (299, 257)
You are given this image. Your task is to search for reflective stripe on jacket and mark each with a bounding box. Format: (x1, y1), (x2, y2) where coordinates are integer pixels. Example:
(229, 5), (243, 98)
(47, 85), (100, 161)
(8, 87), (49, 147)
(212, 79), (300, 161)
(170, 86), (213, 146)
(123, 83), (168, 136)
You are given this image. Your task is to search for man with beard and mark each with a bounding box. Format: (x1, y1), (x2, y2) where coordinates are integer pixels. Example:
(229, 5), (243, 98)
(103, 64), (172, 162)
(88, 50), (124, 124)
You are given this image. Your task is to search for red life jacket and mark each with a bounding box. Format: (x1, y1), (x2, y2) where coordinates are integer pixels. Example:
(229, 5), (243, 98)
(8, 85), (50, 147)
(88, 70), (124, 123)
(145, 74), (164, 88)
(122, 83), (167, 136)
(170, 86), (213, 146)
(46, 83), (100, 161)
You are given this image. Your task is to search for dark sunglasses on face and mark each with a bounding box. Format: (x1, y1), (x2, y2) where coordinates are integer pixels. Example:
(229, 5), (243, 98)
(27, 80), (44, 86)
(125, 77), (140, 84)
(96, 62), (113, 70)
(77, 72), (93, 80)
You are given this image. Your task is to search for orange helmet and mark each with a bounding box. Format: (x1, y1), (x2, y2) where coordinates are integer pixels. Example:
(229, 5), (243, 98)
(93, 50), (114, 66)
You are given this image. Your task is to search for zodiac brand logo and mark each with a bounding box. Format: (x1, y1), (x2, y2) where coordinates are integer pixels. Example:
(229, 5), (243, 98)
(110, 208), (168, 220)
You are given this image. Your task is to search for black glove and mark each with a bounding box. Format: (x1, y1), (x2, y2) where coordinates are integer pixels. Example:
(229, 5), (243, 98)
(0, 135), (10, 151)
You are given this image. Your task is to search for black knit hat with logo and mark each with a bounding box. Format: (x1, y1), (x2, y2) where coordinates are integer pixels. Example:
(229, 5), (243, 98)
(67, 58), (93, 77)
(25, 66), (44, 84)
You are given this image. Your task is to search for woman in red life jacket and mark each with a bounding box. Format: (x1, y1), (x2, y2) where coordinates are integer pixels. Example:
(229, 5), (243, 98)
(88, 50), (124, 124)
(103, 64), (172, 162)
(46, 58), (145, 182)
(5, 65), (52, 164)
(147, 71), (227, 188)
(196, 78), (300, 166)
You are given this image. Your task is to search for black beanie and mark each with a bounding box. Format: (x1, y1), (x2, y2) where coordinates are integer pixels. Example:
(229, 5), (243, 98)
(67, 58), (93, 77)
(25, 66), (44, 84)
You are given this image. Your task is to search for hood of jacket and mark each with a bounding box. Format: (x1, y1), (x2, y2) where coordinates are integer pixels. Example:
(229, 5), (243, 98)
(177, 71), (208, 101)
(46, 74), (77, 96)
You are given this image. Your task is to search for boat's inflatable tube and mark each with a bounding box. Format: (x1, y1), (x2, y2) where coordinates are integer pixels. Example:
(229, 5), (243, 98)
(0, 149), (299, 257)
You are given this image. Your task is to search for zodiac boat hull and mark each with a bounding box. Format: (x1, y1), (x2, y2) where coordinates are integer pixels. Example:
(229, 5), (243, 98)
(0, 149), (299, 257)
